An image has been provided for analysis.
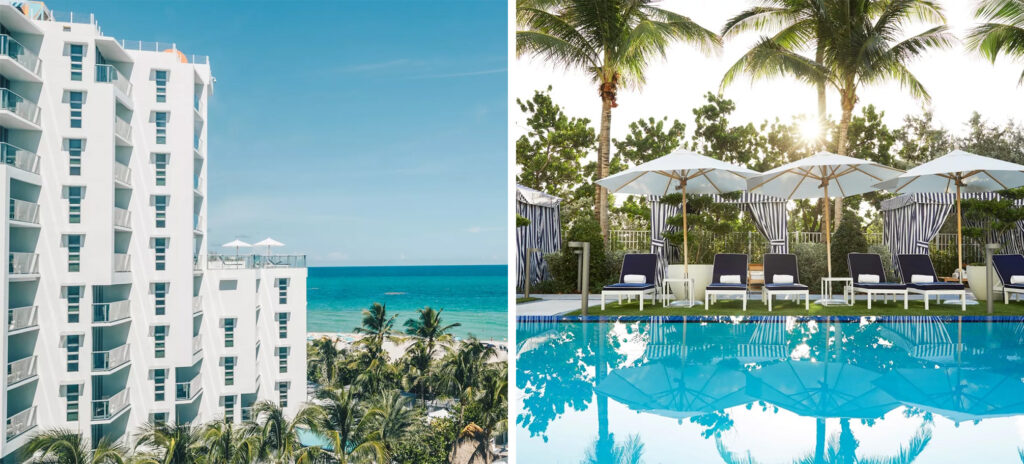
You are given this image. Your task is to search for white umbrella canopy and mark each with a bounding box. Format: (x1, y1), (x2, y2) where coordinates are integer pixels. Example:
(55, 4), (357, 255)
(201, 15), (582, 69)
(221, 239), (252, 256)
(874, 150), (1024, 277)
(746, 151), (903, 282)
(254, 238), (284, 255)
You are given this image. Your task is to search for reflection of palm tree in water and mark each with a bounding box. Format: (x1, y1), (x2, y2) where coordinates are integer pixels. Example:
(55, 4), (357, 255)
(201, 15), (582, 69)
(585, 322), (648, 464)
(714, 421), (932, 464)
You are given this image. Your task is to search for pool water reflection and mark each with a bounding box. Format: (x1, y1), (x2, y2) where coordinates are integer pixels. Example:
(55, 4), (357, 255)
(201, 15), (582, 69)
(515, 317), (1024, 464)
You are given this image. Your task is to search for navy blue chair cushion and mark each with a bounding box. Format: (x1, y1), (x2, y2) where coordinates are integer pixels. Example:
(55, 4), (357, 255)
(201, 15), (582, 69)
(618, 254), (658, 286)
(853, 282), (906, 290)
(764, 283), (808, 291)
(993, 254), (1024, 286)
(897, 254), (938, 284)
(707, 282), (747, 290)
(603, 283), (656, 291)
(907, 282), (964, 291)
(1006, 283), (1024, 290)
(764, 253), (801, 287)
(710, 254), (748, 285)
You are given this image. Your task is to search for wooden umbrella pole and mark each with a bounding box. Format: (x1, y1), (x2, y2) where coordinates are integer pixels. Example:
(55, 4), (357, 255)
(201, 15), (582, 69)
(956, 181), (963, 283)
(823, 181), (832, 278)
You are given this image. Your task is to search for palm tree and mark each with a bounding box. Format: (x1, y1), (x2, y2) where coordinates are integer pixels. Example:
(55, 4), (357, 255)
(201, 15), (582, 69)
(310, 388), (388, 464)
(470, 364), (508, 456)
(517, 0), (721, 239)
(967, 0), (1024, 85)
(132, 422), (206, 464)
(401, 340), (438, 404)
(435, 339), (498, 423)
(362, 390), (419, 459)
(200, 419), (260, 464)
(353, 302), (400, 359)
(403, 307), (460, 351)
(23, 429), (127, 464)
(248, 400), (322, 463)
(308, 336), (341, 386)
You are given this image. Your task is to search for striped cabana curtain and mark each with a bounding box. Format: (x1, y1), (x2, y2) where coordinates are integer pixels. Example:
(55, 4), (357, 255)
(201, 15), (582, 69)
(648, 195), (682, 285)
(516, 185), (562, 291)
(881, 193), (954, 277)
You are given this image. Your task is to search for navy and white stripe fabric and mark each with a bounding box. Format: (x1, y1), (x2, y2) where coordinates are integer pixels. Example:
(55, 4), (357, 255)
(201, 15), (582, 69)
(516, 185), (562, 291)
(649, 195), (681, 284)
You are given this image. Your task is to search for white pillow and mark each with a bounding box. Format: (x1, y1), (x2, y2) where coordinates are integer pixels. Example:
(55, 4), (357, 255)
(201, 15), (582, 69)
(773, 274), (794, 284)
(623, 274), (646, 284)
(911, 274), (934, 284)
(858, 274), (880, 283)
(720, 275), (741, 284)
(1011, 275), (1024, 284)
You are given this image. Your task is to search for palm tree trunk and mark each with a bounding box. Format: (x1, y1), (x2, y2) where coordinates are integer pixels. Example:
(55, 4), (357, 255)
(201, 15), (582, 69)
(834, 90), (856, 230)
(597, 93), (613, 241)
(816, 43), (828, 237)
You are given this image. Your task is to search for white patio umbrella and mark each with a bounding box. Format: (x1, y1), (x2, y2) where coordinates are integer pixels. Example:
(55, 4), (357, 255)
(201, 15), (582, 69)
(746, 151), (903, 282)
(596, 149), (758, 305)
(874, 150), (1024, 281)
(221, 239), (252, 256)
(254, 237), (284, 255)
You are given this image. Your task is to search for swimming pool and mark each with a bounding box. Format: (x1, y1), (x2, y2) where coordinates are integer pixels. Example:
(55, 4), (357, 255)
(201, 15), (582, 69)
(516, 316), (1024, 463)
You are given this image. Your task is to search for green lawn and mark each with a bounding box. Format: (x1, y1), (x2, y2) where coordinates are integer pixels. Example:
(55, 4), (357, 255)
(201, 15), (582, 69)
(566, 297), (1024, 316)
(517, 297), (541, 304)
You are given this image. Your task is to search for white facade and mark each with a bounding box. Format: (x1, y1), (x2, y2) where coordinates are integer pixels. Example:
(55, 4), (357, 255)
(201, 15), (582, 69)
(0, 4), (307, 459)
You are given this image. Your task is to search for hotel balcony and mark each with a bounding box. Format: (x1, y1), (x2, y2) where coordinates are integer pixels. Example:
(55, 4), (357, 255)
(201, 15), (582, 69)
(93, 344), (130, 373)
(92, 387), (130, 423)
(113, 162), (131, 187)
(0, 88), (40, 130)
(0, 34), (42, 82)
(113, 253), (130, 273)
(193, 215), (203, 234)
(95, 64), (132, 101)
(175, 375), (202, 402)
(192, 334), (203, 363)
(206, 254), (308, 270)
(8, 252), (38, 275)
(6, 355), (37, 388)
(7, 305), (38, 334)
(9, 198), (39, 225)
(5, 406), (36, 441)
(114, 116), (132, 146)
(113, 207), (131, 230)
(193, 135), (205, 157)
(192, 296), (203, 315)
(93, 300), (130, 326)
(193, 175), (204, 194)
(1, 142), (40, 175)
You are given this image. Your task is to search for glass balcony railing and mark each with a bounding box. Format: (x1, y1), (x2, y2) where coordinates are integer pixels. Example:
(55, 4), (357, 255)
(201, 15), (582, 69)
(9, 198), (39, 224)
(93, 344), (130, 372)
(192, 334), (202, 354)
(175, 376), (202, 401)
(95, 64), (132, 97)
(9, 252), (39, 274)
(193, 175), (203, 191)
(8, 305), (38, 332)
(114, 117), (131, 141)
(114, 162), (131, 185)
(205, 254), (308, 269)
(114, 253), (130, 272)
(92, 388), (130, 421)
(6, 406), (37, 440)
(113, 207), (131, 229)
(193, 214), (203, 232)
(192, 296), (203, 314)
(0, 88), (40, 125)
(1, 142), (40, 174)
(93, 300), (130, 324)
(0, 34), (41, 76)
(7, 356), (37, 385)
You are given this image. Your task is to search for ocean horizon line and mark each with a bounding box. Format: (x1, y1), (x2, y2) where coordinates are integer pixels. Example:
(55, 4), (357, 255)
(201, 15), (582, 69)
(307, 263), (509, 269)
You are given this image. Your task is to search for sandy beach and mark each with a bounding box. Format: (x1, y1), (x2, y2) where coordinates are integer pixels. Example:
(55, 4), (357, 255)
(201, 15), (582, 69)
(307, 332), (508, 363)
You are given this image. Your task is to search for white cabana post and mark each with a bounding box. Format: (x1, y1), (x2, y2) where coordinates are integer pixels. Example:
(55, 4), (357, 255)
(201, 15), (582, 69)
(875, 150), (1024, 282)
(254, 237), (284, 256)
(221, 239), (252, 256)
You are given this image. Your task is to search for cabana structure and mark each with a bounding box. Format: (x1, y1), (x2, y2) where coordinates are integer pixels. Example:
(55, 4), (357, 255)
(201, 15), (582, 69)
(516, 185), (562, 292)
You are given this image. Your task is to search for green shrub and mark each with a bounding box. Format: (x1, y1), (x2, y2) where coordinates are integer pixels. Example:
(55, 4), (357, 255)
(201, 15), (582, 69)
(930, 243), (959, 279)
(791, 242), (827, 288)
(867, 243), (896, 282)
(542, 215), (621, 293)
(829, 209), (869, 277)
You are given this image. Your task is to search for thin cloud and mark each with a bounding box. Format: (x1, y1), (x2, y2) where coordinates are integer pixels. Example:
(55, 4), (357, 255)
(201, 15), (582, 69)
(409, 68), (507, 80)
(341, 59), (414, 73)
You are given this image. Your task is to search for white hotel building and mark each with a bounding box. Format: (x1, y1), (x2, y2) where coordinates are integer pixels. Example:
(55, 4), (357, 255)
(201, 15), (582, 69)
(0, 3), (307, 459)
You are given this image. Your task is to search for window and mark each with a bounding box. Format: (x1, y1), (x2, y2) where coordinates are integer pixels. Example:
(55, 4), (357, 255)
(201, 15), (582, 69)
(277, 347), (288, 373)
(154, 112), (167, 144)
(154, 153), (168, 185)
(66, 384), (80, 421)
(66, 286), (81, 323)
(66, 335), (80, 372)
(67, 186), (82, 223)
(276, 278), (288, 304)
(155, 70), (168, 103)
(276, 313), (288, 338)
(154, 238), (168, 271)
(278, 383), (289, 408)
(69, 91), (83, 128)
(66, 234), (83, 272)
(154, 195), (168, 228)
(223, 395), (235, 422)
(153, 325), (167, 358)
(67, 139), (83, 175)
(153, 283), (168, 316)
(69, 44), (84, 81)
(151, 412), (168, 425)
(224, 318), (236, 348)
(223, 357), (235, 386)
(153, 369), (166, 401)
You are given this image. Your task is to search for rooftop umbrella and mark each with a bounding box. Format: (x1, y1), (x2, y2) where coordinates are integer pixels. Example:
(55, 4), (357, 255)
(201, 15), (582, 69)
(221, 239), (251, 256)
(746, 152), (903, 300)
(254, 237), (284, 255)
(874, 150), (1024, 281)
(596, 149), (758, 305)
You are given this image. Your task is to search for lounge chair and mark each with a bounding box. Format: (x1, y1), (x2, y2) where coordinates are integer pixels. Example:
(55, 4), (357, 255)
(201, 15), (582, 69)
(761, 254), (809, 311)
(601, 253), (658, 312)
(847, 253), (908, 310)
(705, 253), (749, 311)
(993, 254), (1024, 304)
(897, 254), (966, 311)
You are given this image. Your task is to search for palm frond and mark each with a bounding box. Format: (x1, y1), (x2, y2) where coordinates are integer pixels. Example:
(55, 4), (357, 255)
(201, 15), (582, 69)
(721, 5), (802, 37)
(721, 36), (829, 90)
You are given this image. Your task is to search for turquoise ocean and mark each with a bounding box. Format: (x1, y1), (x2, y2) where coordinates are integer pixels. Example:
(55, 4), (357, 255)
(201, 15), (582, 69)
(306, 265), (508, 341)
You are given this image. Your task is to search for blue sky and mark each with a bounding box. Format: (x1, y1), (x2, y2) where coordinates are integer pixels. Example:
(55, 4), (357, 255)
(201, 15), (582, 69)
(49, 1), (508, 266)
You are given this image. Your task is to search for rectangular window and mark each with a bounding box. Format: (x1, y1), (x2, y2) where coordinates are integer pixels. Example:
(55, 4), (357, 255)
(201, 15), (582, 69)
(155, 70), (167, 103)
(151, 412), (168, 425)
(66, 384), (80, 421)
(278, 383), (288, 408)
(277, 347), (288, 373)
(67, 234), (83, 272)
(68, 139), (83, 175)
(224, 318), (236, 348)
(153, 282), (168, 316)
(153, 325), (167, 358)
(154, 195), (168, 228)
(66, 286), (81, 323)
(67, 186), (82, 223)
(277, 278), (288, 304)
(66, 335), (80, 372)
(154, 153), (168, 186)
(69, 91), (83, 128)
(276, 313), (288, 338)
(69, 44), (84, 81)
(154, 238), (168, 271)
(153, 368), (166, 402)
(223, 357), (235, 386)
(223, 395), (235, 422)
(154, 112), (167, 144)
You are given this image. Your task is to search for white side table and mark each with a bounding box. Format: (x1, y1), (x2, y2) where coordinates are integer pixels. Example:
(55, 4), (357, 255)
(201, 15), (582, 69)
(662, 277), (696, 307)
(819, 277), (854, 306)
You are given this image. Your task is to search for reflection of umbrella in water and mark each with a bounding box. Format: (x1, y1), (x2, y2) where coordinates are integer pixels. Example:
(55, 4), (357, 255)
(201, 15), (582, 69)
(876, 367), (1024, 424)
(596, 361), (753, 420)
(747, 361), (899, 419)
